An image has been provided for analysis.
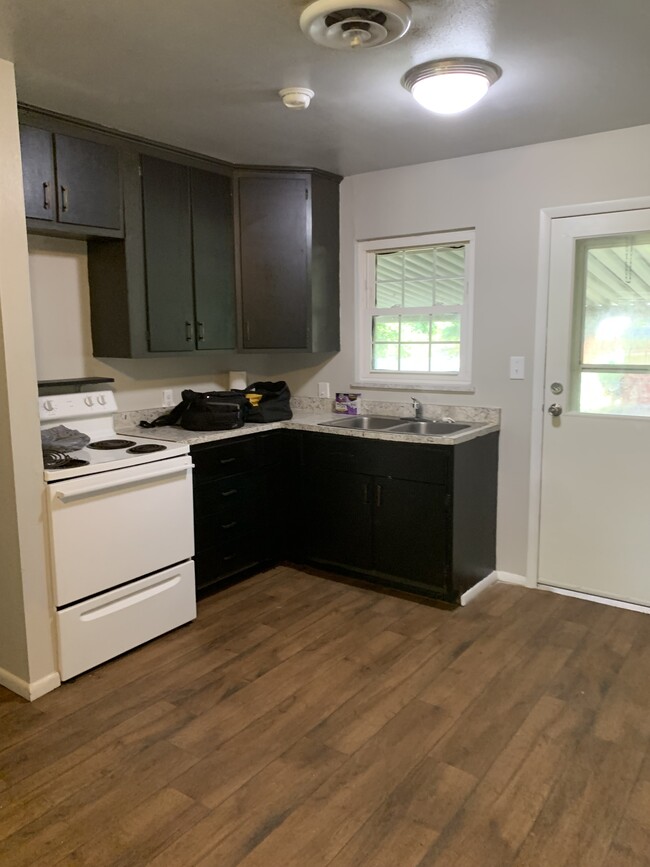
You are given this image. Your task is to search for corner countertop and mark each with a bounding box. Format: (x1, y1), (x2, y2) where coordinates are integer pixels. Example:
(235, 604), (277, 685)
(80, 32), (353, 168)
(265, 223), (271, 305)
(116, 408), (500, 448)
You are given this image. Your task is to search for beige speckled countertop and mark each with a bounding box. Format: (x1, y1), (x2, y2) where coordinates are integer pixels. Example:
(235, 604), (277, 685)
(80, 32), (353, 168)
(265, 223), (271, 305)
(115, 398), (500, 448)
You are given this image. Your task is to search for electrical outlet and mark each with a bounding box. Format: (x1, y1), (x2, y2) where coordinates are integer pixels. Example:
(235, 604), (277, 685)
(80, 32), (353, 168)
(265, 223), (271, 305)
(162, 389), (174, 407)
(318, 381), (330, 398)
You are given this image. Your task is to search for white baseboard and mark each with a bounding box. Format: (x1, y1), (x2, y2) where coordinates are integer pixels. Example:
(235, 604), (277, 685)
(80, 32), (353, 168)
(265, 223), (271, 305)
(0, 667), (61, 701)
(540, 584), (650, 615)
(495, 570), (528, 586)
(460, 571), (498, 606)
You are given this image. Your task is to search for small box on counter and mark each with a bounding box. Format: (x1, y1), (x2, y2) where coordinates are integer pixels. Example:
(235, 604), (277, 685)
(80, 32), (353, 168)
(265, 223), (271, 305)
(335, 392), (361, 415)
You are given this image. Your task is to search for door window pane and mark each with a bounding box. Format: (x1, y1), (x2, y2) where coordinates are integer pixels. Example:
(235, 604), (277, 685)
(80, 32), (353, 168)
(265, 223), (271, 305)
(580, 372), (650, 416)
(573, 233), (650, 415)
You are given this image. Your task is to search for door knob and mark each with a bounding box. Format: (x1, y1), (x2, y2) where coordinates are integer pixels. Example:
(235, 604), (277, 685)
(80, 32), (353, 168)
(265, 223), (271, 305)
(548, 403), (563, 417)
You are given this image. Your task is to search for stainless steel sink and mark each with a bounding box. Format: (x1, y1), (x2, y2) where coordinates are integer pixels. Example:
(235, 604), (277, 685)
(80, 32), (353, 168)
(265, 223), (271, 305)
(319, 415), (399, 430)
(387, 420), (471, 435)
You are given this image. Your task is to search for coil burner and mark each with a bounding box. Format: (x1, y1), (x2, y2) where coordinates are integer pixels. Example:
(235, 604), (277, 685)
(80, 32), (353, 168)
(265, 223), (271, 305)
(88, 439), (137, 450)
(42, 449), (90, 470)
(127, 443), (167, 454)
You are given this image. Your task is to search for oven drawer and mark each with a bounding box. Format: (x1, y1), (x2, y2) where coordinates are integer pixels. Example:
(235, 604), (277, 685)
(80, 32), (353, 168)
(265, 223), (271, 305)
(47, 455), (194, 607)
(56, 561), (196, 680)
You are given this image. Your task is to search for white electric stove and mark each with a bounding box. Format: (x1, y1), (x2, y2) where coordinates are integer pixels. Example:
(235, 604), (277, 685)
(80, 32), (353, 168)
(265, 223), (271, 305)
(39, 390), (196, 681)
(40, 390), (189, 480)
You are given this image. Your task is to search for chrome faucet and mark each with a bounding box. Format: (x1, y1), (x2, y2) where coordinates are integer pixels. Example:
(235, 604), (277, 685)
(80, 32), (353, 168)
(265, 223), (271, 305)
(411, 397), (423, 420)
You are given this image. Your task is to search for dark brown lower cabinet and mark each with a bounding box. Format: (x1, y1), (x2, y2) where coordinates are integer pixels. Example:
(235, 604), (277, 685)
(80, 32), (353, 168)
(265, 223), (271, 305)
(300, 431), (498, 603)
(191, 430), (299, 592)
(191, 428), (498, 604)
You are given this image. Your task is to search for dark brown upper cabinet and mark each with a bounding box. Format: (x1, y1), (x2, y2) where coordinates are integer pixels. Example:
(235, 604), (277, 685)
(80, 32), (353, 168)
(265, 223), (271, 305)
(19, 125), (122, 236)
(141, 155), (236, 352)
(88, 152), (235, 357)
(235, 170), (340, 353)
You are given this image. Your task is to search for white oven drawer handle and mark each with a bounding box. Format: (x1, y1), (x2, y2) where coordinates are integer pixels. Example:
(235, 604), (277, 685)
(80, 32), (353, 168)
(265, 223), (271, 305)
(53, 463), (194, 502)
(79, 573), (183, 621)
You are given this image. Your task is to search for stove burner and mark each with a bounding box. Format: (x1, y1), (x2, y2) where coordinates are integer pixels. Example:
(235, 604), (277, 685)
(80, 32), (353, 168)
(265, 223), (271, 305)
(127, 443), (167, 454)
(42, 449), (90, 470)
(43, 448), (70, 469)
(88, 439), (137, 450)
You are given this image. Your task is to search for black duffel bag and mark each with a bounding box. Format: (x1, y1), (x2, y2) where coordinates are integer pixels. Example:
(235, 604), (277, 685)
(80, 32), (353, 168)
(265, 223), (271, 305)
(140, 390), (249, 431)
(242, 381), (292, 423)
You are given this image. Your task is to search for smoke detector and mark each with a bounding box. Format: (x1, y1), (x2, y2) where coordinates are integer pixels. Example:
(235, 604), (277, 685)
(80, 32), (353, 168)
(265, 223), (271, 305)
(300, 0), (412, 50)
(279, 87), (315, 109)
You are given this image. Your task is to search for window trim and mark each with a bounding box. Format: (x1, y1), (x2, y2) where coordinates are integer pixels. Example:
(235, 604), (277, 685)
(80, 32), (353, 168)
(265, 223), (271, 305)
(355, 229), (475, 389)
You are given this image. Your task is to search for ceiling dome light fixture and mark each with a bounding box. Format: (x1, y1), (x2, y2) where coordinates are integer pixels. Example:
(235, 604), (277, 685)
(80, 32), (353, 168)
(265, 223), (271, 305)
(401, 57), (502, 115)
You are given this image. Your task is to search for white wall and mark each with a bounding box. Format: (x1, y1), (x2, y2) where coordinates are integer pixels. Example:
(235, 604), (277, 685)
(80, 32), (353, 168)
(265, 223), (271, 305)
(0, 59), (59, 699)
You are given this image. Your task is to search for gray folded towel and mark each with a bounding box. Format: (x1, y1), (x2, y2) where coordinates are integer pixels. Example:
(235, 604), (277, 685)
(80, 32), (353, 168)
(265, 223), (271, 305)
(41, 425), (90, 452)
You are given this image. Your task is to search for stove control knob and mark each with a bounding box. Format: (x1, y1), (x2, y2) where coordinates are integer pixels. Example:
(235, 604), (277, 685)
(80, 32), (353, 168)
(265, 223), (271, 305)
(43, 399), (55, 412)
(84, 396), (94, 407)
(97, 394), (106, 406)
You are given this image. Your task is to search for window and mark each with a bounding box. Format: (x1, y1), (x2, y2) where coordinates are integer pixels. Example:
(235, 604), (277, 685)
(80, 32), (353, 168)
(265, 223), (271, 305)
(356, 230), (474, 388)
(572, 232), (650, 416)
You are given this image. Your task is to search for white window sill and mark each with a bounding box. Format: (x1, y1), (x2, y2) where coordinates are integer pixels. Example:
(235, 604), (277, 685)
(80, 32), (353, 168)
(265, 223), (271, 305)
(351, 380), (476, 394)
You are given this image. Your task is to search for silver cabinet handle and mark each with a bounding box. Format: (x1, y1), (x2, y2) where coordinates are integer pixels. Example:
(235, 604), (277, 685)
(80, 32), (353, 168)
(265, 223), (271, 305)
(197, 321), (205, 341)
(60, 185), (69, 212)
(43, 181), (50, 210)
(375, 484), (382, 507)
(185, 321), (193, 342)
(548, 403), (563, 417)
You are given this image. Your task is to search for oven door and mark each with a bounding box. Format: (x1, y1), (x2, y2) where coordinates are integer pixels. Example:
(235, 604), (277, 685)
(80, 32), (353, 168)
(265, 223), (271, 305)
(47, 455), (194, 607)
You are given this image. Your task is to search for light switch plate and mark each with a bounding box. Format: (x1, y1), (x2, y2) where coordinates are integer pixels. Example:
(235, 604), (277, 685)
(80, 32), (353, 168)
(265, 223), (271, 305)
(509, 356), (525, 379)
(318, 381), (330, 398)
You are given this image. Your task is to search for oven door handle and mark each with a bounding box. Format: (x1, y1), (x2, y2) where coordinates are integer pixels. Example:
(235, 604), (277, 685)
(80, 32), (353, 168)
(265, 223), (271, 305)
(53, 463), (194, 502)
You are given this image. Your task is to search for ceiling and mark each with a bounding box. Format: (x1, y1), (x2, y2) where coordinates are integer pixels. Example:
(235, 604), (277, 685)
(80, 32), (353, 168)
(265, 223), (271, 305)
(1, 0), (649, 176)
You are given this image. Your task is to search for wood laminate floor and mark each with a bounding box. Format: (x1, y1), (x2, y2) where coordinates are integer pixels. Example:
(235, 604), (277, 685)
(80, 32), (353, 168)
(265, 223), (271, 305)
(1, 566), (649, 866)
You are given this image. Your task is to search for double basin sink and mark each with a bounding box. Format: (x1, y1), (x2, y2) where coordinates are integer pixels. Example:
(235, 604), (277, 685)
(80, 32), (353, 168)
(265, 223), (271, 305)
(319, 415), (472, 437)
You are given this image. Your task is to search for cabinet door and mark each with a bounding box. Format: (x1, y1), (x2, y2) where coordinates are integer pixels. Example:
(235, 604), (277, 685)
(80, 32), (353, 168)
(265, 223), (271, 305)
(238, 175), (309, 349)
(303, 469), (373, 571)
(54, 134), (121, 229)
(373, 477), (450, 593)
(190, 168), (236, 350)
(141, 156), (195, 351)
(19, 126), (55, 221)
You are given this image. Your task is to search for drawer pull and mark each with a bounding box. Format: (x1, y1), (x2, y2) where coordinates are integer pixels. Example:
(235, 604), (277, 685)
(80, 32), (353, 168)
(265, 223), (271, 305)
(221, 489), (238, 497)
(221, 521), (237, 529)
(219, 457), (236, 464)
(223, 553), (236, 561)
(375, 484), (382, 508)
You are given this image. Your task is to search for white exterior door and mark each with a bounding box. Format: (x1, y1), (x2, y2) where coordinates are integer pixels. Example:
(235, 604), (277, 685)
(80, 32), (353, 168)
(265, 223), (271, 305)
(539, 210), (650, 606)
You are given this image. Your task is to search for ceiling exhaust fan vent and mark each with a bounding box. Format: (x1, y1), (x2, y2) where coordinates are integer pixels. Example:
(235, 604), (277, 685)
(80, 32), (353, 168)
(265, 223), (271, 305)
(300, 0), (411, 50)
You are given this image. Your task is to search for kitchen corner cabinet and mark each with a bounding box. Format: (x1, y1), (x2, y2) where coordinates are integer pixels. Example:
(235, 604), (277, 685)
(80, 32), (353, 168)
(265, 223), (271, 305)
(87, 153), (235, 357)
(19, 125), (122, 235)
(300, 431), (499, 603)
(235, 170), (340, 352)
(191, 430), (299, 592)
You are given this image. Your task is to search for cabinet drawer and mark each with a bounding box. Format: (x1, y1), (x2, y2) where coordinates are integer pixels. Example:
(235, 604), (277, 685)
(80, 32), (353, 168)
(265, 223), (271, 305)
(303, 432), (367, 473)
(194, 503), (259, 548)
(191, 437), (257, 480)
(195, 544), (260, 589)
(194, 473), (258, 519)
(371, 441), (450, 485)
